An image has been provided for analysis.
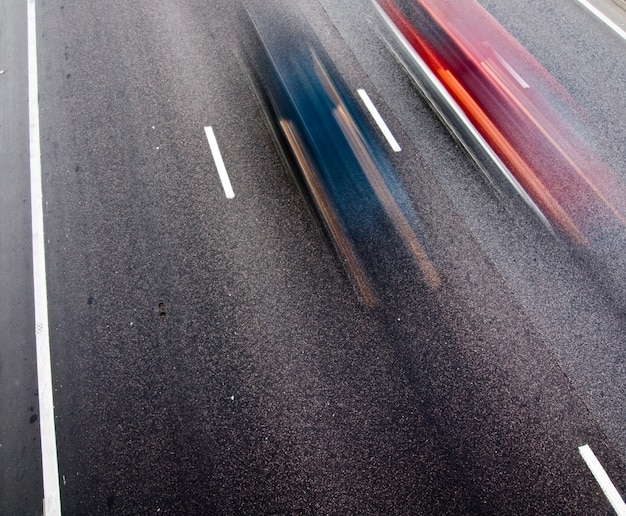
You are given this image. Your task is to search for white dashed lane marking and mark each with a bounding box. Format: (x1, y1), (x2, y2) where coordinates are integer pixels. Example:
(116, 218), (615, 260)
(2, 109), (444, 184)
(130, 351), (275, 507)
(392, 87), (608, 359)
(205, 126), (235, 199)
(579, 444), (626, 515)
(357, 88), (402, 153)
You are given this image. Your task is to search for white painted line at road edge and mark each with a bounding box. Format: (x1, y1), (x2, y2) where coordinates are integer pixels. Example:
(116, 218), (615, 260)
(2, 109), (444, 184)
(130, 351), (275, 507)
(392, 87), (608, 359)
(27, 0), (62, 515)
(579, 444), (626, 515)
(357, 89), (402, 152)
(575, 0), (626, 42)
(204, 126), (235, 199)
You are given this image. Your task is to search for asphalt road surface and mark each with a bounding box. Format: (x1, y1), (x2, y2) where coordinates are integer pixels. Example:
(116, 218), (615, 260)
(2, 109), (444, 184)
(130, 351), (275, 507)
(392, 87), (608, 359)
(1, 0), (626, 514)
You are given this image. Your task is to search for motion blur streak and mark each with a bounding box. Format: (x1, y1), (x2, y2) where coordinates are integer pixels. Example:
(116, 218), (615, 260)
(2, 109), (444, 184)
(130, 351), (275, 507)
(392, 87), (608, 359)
(245, 0), (440, 305)
(279, 118), (378, 306)
(333, 104), (441, 290)
(312, 51), (441, 290)
(376, 0), (626, 246)
(437, 67), (588, 246)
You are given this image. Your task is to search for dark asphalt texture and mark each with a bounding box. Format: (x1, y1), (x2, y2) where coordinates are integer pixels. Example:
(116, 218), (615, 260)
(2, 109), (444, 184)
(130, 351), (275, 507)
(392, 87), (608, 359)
(0, 1), (43, 514)
(2, 0), (626, 514)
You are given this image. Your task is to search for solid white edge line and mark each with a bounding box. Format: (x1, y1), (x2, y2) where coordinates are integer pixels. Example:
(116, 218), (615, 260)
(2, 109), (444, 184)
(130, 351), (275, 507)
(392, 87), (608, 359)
(357, 89), (402, 152)
(204, 126), (235, 199)
(579, 444), (626, 515)
(576, 0), (626, 42)
(27, 0), (62, 515)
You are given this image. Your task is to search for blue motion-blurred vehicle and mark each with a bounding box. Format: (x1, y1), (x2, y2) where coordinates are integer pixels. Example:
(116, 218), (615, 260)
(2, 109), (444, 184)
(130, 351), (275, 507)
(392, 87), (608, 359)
(243, 1), (440, 306)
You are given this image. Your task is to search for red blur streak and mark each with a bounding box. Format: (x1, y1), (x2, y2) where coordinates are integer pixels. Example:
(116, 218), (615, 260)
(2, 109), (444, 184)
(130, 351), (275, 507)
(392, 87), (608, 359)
(379, 0), (626, 245)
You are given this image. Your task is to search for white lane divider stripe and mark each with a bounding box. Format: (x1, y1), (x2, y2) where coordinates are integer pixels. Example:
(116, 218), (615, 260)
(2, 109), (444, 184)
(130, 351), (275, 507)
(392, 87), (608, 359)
(575, 0), (626, 42)
(357, 89), (401, 153)
(27, 0), (62, 514)
(579, 444), (626, 515)
(204, 126), (235, 199)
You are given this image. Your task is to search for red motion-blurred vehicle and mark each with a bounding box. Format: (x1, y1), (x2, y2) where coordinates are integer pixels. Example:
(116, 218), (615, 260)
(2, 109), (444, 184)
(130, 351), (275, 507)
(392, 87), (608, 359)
(376, 0), (626, 246)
